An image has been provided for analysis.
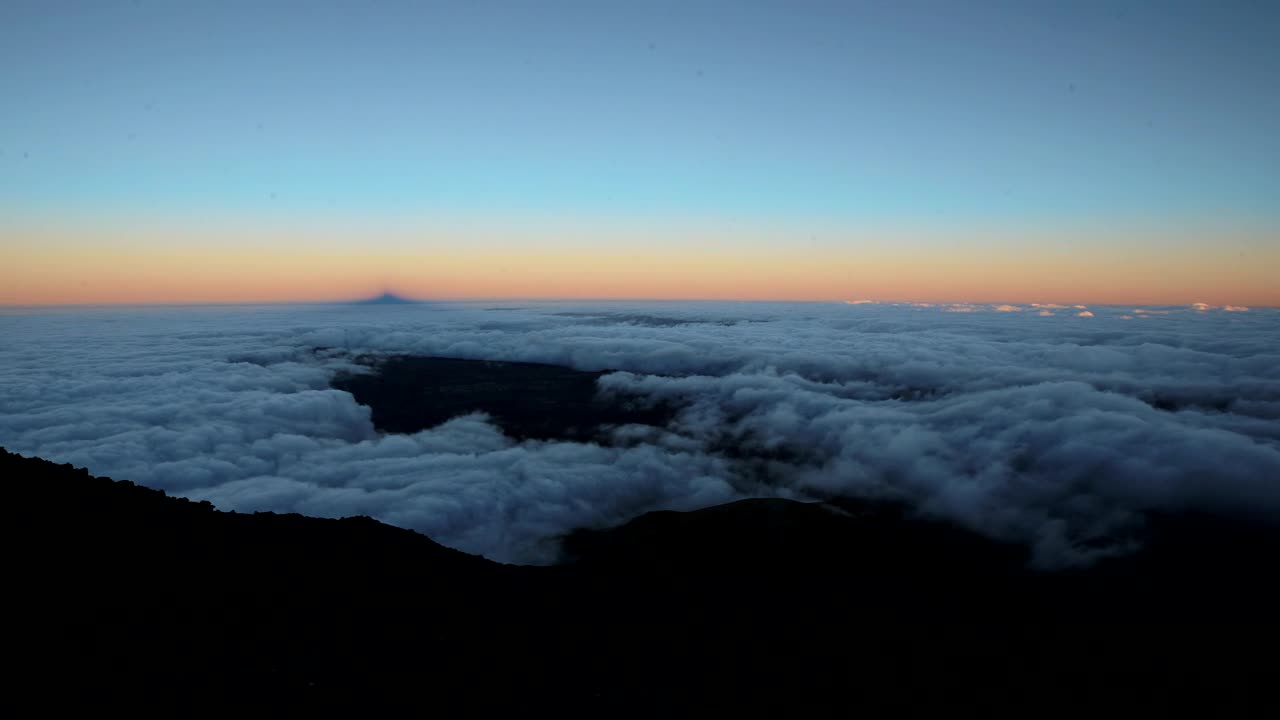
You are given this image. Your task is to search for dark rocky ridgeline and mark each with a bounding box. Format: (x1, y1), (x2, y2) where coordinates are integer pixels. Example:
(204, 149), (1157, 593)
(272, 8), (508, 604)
(332, 355), (678, 441)
(3, 447), (525, 710)
(4, 448), (1278, 710)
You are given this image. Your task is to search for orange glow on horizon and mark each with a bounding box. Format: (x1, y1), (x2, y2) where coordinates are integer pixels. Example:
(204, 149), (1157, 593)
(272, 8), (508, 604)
(3, 221), (1277, 307)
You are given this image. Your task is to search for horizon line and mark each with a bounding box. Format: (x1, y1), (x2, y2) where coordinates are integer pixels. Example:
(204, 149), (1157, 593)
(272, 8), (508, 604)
(1, 296), (1271, 310)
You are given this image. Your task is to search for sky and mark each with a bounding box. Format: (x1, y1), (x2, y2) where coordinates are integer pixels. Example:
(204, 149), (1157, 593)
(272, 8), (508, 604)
(2, 0), (1278, 305)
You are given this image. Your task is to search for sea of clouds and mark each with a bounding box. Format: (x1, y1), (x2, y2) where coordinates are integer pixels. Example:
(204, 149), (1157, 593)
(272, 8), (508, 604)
(2, 300), (1277, 566)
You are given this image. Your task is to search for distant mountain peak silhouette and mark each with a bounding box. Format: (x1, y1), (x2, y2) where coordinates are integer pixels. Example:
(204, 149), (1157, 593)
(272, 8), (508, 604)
(355, 291), (420, 305)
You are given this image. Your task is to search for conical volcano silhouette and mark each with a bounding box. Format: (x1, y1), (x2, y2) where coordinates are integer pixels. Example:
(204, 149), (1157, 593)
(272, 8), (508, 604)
(355, 292), (420, 305)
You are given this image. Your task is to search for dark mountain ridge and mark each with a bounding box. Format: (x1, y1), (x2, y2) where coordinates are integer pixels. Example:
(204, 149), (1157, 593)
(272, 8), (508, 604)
(5, 448), (1276, 710)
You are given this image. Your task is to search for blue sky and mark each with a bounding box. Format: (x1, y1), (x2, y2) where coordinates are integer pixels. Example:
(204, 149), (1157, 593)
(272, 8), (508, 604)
(4, 0), (1277, 221)
(2, 1), (1278, 305)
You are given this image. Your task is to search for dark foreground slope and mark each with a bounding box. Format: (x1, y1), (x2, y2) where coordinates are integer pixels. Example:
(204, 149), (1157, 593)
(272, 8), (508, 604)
(5, 448), (1278, 710)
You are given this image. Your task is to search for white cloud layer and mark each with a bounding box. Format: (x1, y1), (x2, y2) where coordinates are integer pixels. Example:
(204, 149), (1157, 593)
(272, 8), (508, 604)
(2, 300), (1277, 566)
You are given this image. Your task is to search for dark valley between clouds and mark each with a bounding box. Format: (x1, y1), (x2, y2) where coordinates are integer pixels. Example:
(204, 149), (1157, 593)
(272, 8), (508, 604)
(331, 354), (679, 442)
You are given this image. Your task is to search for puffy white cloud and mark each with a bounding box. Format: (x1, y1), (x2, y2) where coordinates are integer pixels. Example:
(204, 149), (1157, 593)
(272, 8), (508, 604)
(603, 369), (1280, 566)
(2, 300), (1277, 567)
(1077, 310), (1095, 317)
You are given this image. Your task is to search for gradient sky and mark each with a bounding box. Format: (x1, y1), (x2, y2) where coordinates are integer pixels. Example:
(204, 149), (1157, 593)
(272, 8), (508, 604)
(2, 0), (1278, 305)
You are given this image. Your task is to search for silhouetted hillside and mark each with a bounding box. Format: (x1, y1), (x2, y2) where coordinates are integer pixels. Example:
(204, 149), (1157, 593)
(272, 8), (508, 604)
(5, 448), (1277, 710)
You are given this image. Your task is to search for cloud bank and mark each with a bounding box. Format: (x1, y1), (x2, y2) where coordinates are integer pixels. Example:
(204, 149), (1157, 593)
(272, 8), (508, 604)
(2, 301), (1277, 566)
